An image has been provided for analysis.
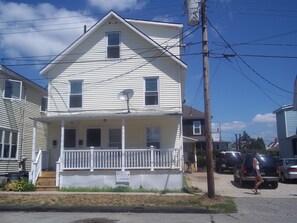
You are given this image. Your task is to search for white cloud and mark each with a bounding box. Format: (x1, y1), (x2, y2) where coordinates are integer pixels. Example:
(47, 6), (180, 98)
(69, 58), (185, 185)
(0, 2), (96, 60)
(87, 0), (147, 11)
(220, 121), (247, 131)
(252, 113), (276, 126)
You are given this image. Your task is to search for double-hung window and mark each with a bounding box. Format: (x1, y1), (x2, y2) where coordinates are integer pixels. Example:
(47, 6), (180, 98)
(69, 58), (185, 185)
(109, 129), (121, 149)
(69, 80), (83, 109)
(146, 127), (160, 149)
(0, 129), (18, 159)
(3, 79), (22, 100)
(193, 121), (201, 135)
(107, 32), (120, 59)
(145, 77), (159, 106)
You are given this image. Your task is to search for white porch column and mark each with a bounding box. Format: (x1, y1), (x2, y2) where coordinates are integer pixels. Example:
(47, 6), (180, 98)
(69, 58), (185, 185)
(60, 120), (65, 171)
(30, 120), (37, 179)
(179, 116), (183, 171)
(31, 120), (37, 163)
(121, 119), (125, 171)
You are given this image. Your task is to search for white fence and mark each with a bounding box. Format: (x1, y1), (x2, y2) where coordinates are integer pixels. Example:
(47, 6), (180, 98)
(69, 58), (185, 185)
(61, 148), (181, 171)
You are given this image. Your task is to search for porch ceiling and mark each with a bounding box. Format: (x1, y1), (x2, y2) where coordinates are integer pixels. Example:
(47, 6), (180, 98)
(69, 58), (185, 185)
(31, 111), (182, 123)
(183, 136), (206, 143)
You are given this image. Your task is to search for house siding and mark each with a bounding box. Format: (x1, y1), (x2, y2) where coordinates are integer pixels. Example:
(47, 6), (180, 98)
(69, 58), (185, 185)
(286, 110), (297, 137)
(127, 20), (182, 57)
(0, 70), (47, 174)
(46, 18), (182, 115)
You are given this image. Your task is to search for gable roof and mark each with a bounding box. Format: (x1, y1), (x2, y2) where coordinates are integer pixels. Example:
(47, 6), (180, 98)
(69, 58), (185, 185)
(183, 104), (205, 119)
(0, 65), (47, 93)
(40, 11), (187, 75)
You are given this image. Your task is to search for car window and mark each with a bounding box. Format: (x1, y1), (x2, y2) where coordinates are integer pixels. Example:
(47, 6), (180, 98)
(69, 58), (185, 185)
(258, 155), (277, 167)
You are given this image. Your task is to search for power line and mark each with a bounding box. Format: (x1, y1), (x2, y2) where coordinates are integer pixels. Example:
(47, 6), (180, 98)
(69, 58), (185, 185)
(207, 18), (294, 95)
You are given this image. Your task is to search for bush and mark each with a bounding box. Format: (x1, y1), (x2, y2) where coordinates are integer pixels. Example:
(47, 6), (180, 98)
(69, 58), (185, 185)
(197, 156), (206, 168)
(4, 179), (35, 192)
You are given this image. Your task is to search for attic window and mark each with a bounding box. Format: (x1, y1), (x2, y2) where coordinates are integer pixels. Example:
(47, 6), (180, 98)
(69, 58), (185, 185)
(107, 32), (120, 58)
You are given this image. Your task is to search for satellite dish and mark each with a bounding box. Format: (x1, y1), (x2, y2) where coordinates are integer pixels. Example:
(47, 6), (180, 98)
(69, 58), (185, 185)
(118, 89), (134, 113)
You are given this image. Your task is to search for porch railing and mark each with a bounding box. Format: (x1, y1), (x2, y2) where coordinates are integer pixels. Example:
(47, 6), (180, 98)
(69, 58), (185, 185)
(61, 148), (181, 171)
(30, 149), (42, 184)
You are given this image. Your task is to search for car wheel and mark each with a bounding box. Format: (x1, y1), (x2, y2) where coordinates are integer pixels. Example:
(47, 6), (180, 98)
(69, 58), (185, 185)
(271, 181), (278, 189)
(280, 173), (286, 183)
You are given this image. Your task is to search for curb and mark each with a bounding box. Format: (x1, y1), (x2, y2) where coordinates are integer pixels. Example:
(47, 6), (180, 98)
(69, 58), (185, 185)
(0, 205), (216, 214)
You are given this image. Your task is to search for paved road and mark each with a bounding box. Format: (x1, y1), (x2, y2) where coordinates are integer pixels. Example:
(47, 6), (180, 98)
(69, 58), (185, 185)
(186, 171), (297, 198)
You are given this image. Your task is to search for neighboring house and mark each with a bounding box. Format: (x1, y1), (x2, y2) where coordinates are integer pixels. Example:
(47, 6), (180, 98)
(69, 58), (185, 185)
(30, 11), (187, 190)
(182, 105), (230, 169)
(274, 105), (297, 158)
(0, 65), (47, 175)
(182, 105), (206, 165)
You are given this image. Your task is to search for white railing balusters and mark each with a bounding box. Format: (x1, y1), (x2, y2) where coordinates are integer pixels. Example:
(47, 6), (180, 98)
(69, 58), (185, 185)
(61, 148), (180, 171)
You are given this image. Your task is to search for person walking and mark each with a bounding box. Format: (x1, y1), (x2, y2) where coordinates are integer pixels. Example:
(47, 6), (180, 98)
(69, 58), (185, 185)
(252, 152), (264, 194)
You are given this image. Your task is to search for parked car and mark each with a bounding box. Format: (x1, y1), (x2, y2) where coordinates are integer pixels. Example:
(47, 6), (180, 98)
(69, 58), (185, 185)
(215, 151), (242, 173)
(233, 154), (279, 189)
(277, 158), (297, 182)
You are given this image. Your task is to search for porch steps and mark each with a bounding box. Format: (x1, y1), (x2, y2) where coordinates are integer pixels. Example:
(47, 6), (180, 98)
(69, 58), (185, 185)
(35, 171), (58, 191)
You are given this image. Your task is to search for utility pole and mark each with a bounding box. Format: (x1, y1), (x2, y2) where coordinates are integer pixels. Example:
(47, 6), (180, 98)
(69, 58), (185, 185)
(201, 0), (215, 198)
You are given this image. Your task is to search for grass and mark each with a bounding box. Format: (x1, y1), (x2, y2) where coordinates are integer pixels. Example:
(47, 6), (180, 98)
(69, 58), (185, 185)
(0, 175), (237, 213)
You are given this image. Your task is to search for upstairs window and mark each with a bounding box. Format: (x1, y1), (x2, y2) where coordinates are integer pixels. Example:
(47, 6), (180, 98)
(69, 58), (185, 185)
(69, 80), (83, 109)
(193, 121), (201, 135)
(4, 79), (22, 100)
(145, 77), (159, 106)
(107, 32), (120, 58)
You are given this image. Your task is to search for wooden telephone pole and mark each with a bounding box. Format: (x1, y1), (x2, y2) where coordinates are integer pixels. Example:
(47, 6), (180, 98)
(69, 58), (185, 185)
(201, 0), (215, 198)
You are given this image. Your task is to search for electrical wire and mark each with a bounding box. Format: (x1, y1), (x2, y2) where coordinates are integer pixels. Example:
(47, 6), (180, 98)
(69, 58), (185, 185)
(207, 18), (294, 95)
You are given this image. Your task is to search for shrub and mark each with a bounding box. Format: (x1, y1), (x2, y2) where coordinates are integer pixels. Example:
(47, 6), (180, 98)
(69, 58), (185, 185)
(4, 179), (35, 192)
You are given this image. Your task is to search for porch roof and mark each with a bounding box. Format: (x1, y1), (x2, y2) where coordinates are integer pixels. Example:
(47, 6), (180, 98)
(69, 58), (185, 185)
(31, 111), (182, 123)
(183, 136), (206, 143)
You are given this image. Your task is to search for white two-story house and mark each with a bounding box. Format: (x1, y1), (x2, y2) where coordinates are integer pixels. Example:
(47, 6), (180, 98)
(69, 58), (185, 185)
(31, 11), (187, 190)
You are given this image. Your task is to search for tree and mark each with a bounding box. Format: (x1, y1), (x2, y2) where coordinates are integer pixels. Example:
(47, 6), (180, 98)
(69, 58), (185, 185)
(238, 131), (266, 152)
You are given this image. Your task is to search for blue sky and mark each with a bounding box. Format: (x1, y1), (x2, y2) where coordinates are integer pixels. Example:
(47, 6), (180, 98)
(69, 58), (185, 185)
(0, 0), (296, 144)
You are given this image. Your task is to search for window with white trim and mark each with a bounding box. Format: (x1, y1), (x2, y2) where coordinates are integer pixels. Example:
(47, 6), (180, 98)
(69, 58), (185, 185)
(109, 129), (121, 149)
(0, 129), (18, 159)
(193, 121), (201, 135)
(3, 79), (22, 100)
(87, 128), (101, 147)
(144, 77), (159, 106)
(69, 80), (83, 109)
(107, 32), (120, 58)
(146, 127), (160, 149)
(64, 129), (76, 148)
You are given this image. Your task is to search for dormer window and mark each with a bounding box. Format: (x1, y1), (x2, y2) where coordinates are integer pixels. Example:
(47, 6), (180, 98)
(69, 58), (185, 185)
(3, 79), (22, 100)
(107, 32), (120, 58)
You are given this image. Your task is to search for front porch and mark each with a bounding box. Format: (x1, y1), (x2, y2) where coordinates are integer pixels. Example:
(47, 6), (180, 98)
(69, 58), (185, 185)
(31, 147), (183, 190)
